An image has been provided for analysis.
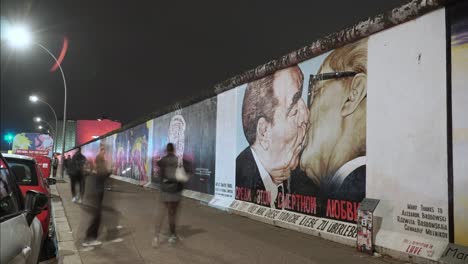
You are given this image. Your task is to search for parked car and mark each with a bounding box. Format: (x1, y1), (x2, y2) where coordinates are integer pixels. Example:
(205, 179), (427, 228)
(0, 153), (48, 264)
(3, 154), (57, 260)
(31, 155), (52, 178)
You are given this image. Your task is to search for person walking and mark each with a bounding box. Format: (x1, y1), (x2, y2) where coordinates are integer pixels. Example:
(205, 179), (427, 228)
(68, 148), (87, 203)
(82, 144), (111, 247)
(153, 143), (190, 247)
(64, 155), (71, 171)
(51, 154), (59, 178)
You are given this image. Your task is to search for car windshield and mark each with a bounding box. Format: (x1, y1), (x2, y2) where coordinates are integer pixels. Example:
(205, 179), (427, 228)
(4, 158), (38, 186)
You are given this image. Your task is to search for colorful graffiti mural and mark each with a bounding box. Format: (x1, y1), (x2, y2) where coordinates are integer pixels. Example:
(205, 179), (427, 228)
(12, 133), (54, 158)
(235, 39), (367, 223)
(151, 98), (217, 194)
(62, 1), (468, 261)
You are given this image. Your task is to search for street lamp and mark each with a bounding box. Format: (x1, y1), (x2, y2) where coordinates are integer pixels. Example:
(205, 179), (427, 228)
(38, 125), (43, 130)
(4, 25), (68, 178)
(30, 95), (58, 151)
(34, 116), (56, 137)
(4, 25), (31, 48)
(29, 95), (39, 102)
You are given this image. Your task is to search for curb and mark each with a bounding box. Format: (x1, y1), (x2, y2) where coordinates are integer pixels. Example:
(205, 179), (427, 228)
(50, 184), (83, 264)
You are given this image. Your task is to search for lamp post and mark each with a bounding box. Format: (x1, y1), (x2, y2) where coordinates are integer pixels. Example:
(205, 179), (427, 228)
(4, 25), (68, 178)
(34, 117), (56, 138)
(30, 96), (58, 151)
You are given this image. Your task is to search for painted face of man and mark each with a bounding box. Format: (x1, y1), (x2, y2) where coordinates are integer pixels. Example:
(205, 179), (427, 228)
(300, 64), (350, 183)
(266, 68), (309, 180)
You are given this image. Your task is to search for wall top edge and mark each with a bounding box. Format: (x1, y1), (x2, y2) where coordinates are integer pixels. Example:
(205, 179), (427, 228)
(65, 0), (453, 152)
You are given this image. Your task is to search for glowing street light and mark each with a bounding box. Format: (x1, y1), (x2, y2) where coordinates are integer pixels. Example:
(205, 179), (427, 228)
(29, 95), (58, 152)
(33, 116), (55, 137)
(29, 95), (39, 103)
(38, 125), (43, 130)
(4, 25), (32, 48)
(2, 24), (69, 178)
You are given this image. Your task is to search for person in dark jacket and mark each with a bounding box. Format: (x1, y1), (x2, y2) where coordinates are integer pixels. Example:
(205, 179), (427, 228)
(68, 148), (87, 203)
(64, 155), (71, 171)
(82, 144), (112, 247)
(52, 154), (59, 178)
(153, 143), (191, 247)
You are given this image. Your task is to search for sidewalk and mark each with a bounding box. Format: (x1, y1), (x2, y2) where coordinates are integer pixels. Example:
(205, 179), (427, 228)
(55, 177), (402, 264)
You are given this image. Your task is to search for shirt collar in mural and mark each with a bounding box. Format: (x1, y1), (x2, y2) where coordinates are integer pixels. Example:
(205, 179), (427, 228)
(250, 147), (284, 208)
(327, 156), (366, 192)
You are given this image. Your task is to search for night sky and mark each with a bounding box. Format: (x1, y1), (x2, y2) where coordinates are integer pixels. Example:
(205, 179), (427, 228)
(1, 0), (403, 150)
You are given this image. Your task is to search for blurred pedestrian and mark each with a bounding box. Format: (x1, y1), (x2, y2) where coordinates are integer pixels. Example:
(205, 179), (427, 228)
(52, 153), (59, 178)
(153, 143), (191, 247)
(64, 155), (71, 171)
(68, 148), (87, 203)
(82, 144), (111, 247)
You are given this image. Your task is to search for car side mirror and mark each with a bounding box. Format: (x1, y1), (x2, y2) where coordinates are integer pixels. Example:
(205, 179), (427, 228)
(25, 190), (48, 226)
(46, 178), (57, 185)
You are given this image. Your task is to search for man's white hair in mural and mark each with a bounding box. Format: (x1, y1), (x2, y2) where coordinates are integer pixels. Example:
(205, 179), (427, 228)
(168, 113), (186, 161)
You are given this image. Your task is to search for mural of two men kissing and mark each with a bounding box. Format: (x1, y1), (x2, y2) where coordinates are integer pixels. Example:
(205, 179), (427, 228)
(236, 38), (368, 223)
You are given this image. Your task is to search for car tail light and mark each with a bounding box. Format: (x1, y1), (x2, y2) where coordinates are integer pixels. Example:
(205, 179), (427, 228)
(0, 159), (7, 168)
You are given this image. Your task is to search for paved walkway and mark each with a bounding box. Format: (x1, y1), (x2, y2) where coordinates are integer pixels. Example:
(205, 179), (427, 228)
(55, 177), (402, 264)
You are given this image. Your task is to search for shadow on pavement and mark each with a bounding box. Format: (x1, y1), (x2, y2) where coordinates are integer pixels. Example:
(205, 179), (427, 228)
(177, 225), (206, 239)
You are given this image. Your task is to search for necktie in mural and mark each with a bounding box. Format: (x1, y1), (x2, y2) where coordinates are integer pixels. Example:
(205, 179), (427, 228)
(275, 184), (284, 209)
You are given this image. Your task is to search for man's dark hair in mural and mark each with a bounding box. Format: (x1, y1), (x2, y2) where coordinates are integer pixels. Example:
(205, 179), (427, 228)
(242, 75), (277, 145)
(237, 66), (309, 208)
(300, 38), (368, 202)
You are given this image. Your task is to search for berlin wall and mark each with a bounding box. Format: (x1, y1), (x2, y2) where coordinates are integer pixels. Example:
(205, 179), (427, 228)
(66, 0), (468, 262)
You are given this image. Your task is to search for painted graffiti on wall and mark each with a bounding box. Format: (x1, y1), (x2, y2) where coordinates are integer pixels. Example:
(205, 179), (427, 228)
(82, 139), (101, 166)
(395, 203), (449, 240)
(13, 133), (54, 158)
(110, 124), (149, 182)
(230, 200), (358, 242)
(235, 39), (368, 223)
(212, 89), (238, 206)
(129, 123), (149, 182)
(151, 98), (217, 194)
(450, 0), (468, 247)
(60, 2), (468, 260)
(113, 130), (131, 178)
